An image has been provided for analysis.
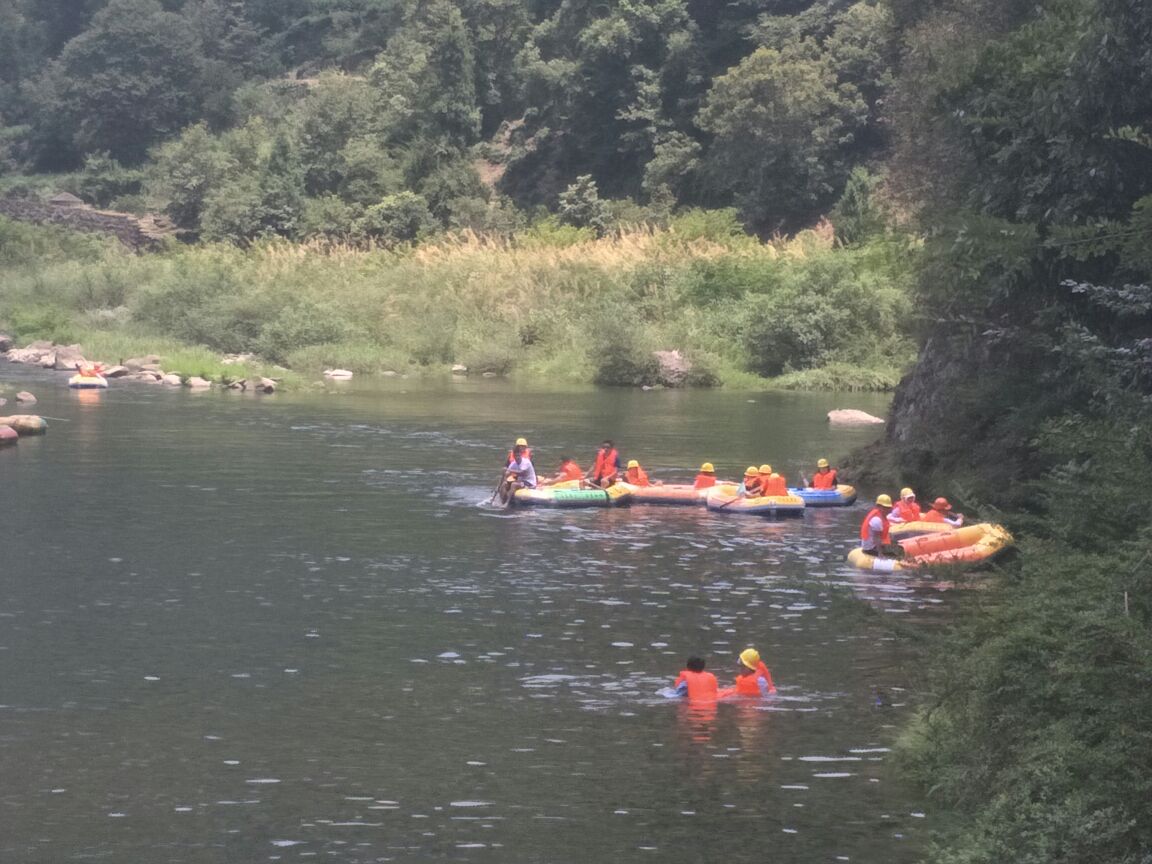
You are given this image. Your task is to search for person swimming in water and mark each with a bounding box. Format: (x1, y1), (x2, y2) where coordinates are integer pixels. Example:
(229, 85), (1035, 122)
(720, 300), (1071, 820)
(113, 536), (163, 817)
(673, 656), (719, 701)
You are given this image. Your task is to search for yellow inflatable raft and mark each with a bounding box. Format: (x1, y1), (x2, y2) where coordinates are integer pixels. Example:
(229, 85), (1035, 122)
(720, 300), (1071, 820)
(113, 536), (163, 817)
(847, 523), (1014, 572)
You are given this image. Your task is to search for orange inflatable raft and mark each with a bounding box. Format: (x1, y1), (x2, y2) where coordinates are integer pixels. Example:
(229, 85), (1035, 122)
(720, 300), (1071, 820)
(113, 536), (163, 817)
(847, 522), (1014, 572)
(615, 483), (709, 505)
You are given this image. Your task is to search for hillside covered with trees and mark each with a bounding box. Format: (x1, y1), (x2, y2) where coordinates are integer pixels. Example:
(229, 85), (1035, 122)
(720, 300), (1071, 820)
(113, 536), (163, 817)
(0, 0), (895, 242)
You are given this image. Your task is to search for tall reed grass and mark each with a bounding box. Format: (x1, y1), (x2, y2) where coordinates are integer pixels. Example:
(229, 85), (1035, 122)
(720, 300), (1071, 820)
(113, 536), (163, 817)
(0, 213), (917, 388)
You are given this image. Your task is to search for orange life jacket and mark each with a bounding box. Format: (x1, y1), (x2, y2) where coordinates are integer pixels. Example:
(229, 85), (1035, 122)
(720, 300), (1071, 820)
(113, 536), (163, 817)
(762, 474), (787, 496)
(693, 473), (716, 489)
(744, 477), (763, 496)
(592, 448), (619, 482)
(506, 447), (532, 466)
(674, 669), (719, 701)
(812, 468), (838, 490)
(733, 661), (775, 696)
(559, 461), (584, 481)
(860, 508), (891, 544)
(625, 466), (650, 486)
(922, 509), (950, 523)
(894, 500), (922, 522)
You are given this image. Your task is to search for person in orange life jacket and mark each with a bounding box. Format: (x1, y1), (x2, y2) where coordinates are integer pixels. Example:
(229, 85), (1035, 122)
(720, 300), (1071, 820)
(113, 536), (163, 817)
(505, 437), (532, 467)
(923, 497), (964, 527)
(588, 440), (621, 487)
(740, 466), (764, 497)
(624, 459), (658, 486)
(808, 458), (839, 489)
(888, 487), (922, 523)
(860, 493), (900, 557)
(541, 456), (585, 486)
(693, 462), (717, 489)
(719, 648), (777, 697)
(673, 656), (719, 701)
(759, 464), (787, 496)
(498, 444), (537, 504)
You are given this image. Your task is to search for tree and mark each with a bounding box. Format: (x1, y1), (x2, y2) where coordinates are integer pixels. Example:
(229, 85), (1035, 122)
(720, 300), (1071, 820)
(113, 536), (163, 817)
(42, 0), (205, 164)
(696, 43), (867, 232)
(557, 175), (610, 236)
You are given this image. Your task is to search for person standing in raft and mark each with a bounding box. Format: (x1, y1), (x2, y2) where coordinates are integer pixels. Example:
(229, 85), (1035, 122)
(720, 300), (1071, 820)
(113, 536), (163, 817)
(505, 437), (531, 467)
(888, 487), (922, 523)
(540, 456), (584, 487)
(719, 648), (777, 697)
(587, 439), (621, 488)
(673, 656), (720, 701)
(806, 458), (839, 489)
(923, 497), (964, 527)
(740, 466), (763, 497)
(693, 462), (717, 489)
(498, 444), (537, 504)
(860, 493), (900, 557)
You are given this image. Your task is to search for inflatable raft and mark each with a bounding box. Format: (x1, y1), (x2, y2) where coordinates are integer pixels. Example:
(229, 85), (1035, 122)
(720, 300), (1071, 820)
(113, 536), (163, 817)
(512, 481), (631, 508)
(790, 484), (857, 507)
(616, 483), (709, 505)
(68, 373), (108, 389)
(888, 520), (956, 540)
(846, 523), (1014, 572)
(705, 484), (805, 517)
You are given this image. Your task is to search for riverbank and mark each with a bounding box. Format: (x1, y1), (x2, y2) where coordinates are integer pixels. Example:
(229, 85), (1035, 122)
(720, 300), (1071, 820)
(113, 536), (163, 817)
(0, 213), (917, 391)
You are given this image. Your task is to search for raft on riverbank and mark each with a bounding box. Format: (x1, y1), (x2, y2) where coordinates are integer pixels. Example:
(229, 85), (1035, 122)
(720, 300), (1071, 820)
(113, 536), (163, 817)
(847, 523), (1014, 572)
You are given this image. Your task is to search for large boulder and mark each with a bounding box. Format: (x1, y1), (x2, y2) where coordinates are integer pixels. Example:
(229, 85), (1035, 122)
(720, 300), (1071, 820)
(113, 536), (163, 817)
(53, 344), (87, 370)
(828, 408), (886, 426)
(186, 376), (212, 388)
(0, 414), (47, 435)
(124, 355), (163, 371)
(102, 365), (130, 378)
(253, 377), (277, 393)
(38, 353), (58, 369)
(653, 350), (691, 387)
(161, 373), (182, 386)
(15, 391), (36, 404)
(323, 369), (354, 380)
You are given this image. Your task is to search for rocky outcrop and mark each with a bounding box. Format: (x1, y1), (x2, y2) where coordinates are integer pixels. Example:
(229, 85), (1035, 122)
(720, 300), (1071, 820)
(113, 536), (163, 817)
(0, 194), (177, 251)
(828, 408), (885, 426)
(0, 414), (47, 435)
(653, 350), (691, 387)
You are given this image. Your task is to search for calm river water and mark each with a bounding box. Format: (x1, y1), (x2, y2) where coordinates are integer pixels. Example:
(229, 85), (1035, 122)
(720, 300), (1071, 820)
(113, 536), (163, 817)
(0, 368), (938, 863)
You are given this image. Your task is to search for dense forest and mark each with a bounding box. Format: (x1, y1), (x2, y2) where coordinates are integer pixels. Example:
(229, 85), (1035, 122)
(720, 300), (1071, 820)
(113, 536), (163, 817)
(0, 0), (894, 241)
(2, 2), (1152, 858)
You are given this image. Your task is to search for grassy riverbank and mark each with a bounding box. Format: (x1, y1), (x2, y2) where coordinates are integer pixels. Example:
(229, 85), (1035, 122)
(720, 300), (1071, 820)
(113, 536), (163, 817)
(0, 213), (916, 389)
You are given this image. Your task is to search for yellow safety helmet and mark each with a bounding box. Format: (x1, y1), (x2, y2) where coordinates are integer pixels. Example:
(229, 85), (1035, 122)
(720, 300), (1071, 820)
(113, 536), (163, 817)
(817, 458), (829, 468)
(700, 462), (715, 473)
(626, 459), (640, 469)
(515, 437), (528, 447)
(739, 648), (760, 670)
(758, 464), (773, 475)
(876, 494), (893, 507)
(900, 486), (915, 500)
(744, 466), (758, 476)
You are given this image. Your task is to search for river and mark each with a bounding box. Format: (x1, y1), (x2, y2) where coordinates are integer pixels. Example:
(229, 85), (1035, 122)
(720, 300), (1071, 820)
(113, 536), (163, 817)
(0, 368), (936, 863)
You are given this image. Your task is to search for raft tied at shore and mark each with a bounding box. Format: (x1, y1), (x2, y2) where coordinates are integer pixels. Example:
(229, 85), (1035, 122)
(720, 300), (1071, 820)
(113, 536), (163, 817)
(847, 522), (1014, 572)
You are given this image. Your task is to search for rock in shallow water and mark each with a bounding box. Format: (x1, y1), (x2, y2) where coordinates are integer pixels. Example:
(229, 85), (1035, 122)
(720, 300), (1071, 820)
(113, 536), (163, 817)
(828, 408), (885, 426)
